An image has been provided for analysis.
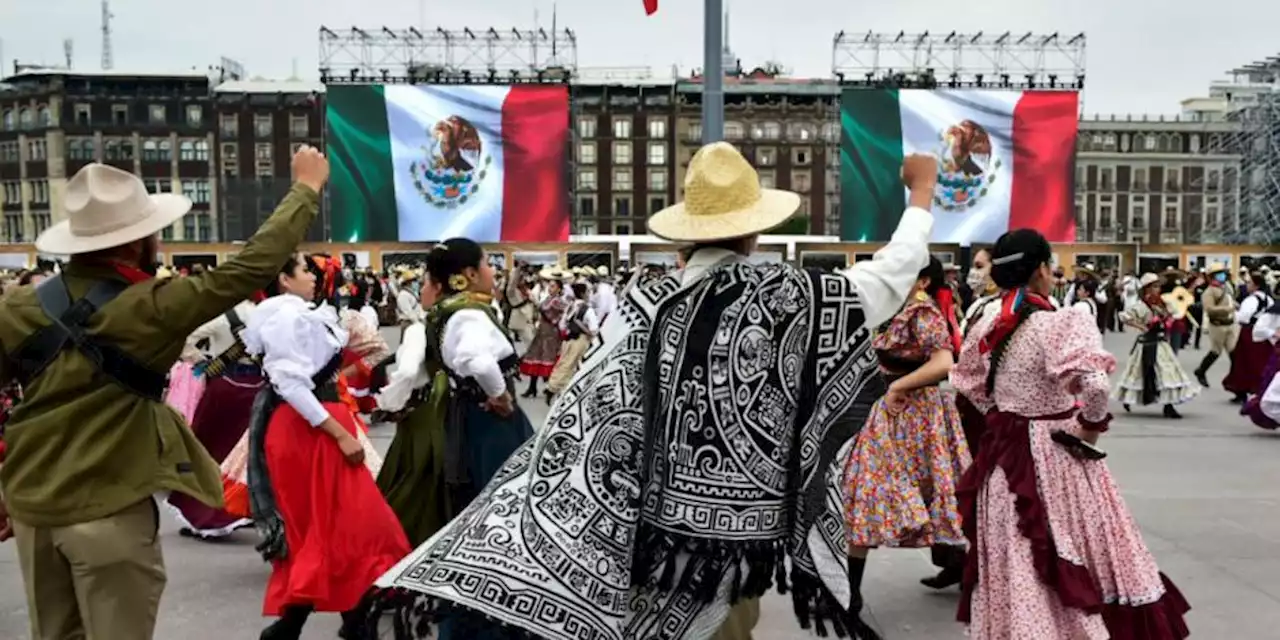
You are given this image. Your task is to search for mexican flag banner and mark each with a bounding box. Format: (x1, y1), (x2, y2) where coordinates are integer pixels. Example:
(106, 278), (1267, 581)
(326, 85), (570, 242)
(840, 89), (1078, 244)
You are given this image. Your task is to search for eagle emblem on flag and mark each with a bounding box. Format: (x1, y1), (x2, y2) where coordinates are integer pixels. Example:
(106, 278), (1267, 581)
(934, 119), (1001, 212)
(409, 115), (493, 209)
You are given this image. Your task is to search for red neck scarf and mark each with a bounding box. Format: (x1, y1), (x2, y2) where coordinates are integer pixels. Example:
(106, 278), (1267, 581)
(979, 287), (1056, 354)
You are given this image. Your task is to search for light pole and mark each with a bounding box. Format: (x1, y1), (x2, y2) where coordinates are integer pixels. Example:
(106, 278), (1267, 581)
(701, 0), (724, 144)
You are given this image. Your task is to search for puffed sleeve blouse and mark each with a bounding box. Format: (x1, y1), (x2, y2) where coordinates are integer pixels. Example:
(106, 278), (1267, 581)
(243, 294), (350, 427)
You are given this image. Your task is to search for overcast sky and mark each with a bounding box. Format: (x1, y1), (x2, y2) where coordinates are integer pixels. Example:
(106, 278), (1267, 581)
(2, 0), (1276, 115)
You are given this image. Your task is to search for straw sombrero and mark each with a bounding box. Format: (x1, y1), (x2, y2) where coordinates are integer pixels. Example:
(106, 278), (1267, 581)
(1206, 261), (1229, 275)
(1073, 263), (1098, 279)
(538, 266), (570, 281)
(647, 142), (801, 242)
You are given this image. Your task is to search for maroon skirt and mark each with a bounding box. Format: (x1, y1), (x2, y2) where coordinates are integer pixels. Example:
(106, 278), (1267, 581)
(166, 370), (264, 537)
(1224, 322), (1272, 395)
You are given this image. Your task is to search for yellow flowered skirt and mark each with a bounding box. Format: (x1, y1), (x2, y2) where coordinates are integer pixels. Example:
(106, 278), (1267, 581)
(842, 385), (971, 548)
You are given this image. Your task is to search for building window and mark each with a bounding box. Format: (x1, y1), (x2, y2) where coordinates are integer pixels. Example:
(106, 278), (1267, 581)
(792, 147), (812, 166)
(289, 115), (309, 138)
(3, 213), (23, 243)
(254, 115), (273, 138)
(1163, 200), (1179, 229)
(254, 143), (274, 176)
(758, 170), (776, 190)
(162, 224), (175, 241)
(220, 114), (238, 138)
(33, 211), (51, 234)
(724, 121), (745, 140)
(787, 122), (815, 142)
(613, 168), (633, 191)
(1, 110), (12, 130)
(648, 168), (667, 192)
(179, 139), (208, 161)
(196, 213), (212, 242)
(578, 142), (596, 164)
(647, 117), (667, 139)
(615, 223), (632, 235)
(1131, 198), (1146, 229)
(1099, 167), (1113, 191)
(186, 105), (203, 127)
(183, 179), (212, 204)
(37, 106), (52, 127)
(577, 169), (597, 191)
(0, 141), (18, 162)
(1075, 196), (1085, 227)
(1098, 196), (1113, 229)
(29, 180), (49, 204)
(687, 122), (703, 143)
(112, 104), (128, 125)
(221, 143), (239, 177)
(576, 195), (596, 218)
(611, 117), (632, 138)
(18, 108), (33, 129)
(756, 147), (777, 166)
(1166, 167), (1181, 190)
(649, 196), (667, 215)
(612, 141), (632, 164)
(1142, 134), (1156, 151)
(613, 195), (632, 217)
(791, 170), (811, 193)
(577, 116), (597, 138)
(183, 214), (196, 240)
(27, 139), (47, 162)
(1, 181), (20, 205)
(575, 220), (597, 235)
(1205, 195), (1221, 228)
(74, 103), (91, 126)
(821, 122), (839, 143)
(143, 139), (163, 162)
(647, 142), (666, 166)
(752, 121), (781, 140)
(149, 104), (167, 124)
(1133, 167), (1147, 191)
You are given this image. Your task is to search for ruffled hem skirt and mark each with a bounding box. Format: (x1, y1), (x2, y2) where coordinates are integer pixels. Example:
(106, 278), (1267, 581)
(1114, 340), (1200, 407)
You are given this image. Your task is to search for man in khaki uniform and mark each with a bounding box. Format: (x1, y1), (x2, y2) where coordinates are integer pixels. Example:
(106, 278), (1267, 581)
(0, 146), (330, 640)
(1195, 261), (1240, 388)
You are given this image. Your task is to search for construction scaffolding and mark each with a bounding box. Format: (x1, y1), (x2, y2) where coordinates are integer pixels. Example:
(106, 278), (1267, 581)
(318, 26), (577, 82)
(1202, 57), (1280, 244)
(832, 31), (1086, 89)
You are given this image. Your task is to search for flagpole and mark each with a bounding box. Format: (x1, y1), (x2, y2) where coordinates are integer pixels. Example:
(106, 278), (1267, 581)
(701, 0), (724, 144)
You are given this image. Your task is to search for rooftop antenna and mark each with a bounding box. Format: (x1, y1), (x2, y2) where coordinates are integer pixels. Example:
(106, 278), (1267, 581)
(63, 39), (73, 69)
(100, 0), (114, 70)
(551, 3), (558, 59)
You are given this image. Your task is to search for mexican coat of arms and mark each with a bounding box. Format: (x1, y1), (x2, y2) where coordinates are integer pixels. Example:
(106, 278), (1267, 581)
(934, 119), (1001, 212)
(409, 115), (493, 209)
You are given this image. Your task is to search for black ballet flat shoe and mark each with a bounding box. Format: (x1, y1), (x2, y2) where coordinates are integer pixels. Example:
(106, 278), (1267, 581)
(544, 390), (554, 406)
(1163, 404), (1182, 419)
(919, 566), (963, 590)
(1123, 403), (1131, 413)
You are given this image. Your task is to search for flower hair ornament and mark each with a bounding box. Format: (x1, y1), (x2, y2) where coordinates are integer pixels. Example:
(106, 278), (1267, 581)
(447, 273), (469, 292)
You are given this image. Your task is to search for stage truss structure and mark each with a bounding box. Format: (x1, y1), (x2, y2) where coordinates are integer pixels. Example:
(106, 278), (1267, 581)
(318, 26), (578, 83)
(1202, 57), (1280, 244)
(832, 31), (1086, 90)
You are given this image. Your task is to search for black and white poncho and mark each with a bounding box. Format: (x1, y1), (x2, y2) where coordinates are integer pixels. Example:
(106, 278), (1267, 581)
(374, 256), (885, 639)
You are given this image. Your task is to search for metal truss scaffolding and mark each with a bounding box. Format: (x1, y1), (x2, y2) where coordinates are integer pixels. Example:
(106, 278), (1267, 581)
(832, 31), (1085, 89)
(1203, 58), (1280, 244)
(318, 26), (578, 82)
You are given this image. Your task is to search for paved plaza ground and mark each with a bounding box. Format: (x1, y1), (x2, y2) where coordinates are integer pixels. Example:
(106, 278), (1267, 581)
(1, 328), (1279, 638)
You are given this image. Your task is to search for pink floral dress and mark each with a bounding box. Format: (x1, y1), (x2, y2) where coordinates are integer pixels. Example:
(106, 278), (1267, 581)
(952, 304), (1190, 639)
(842, 298), (970, 548)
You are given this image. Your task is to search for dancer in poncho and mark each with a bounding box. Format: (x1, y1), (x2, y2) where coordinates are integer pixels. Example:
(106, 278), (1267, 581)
(369, 144), (940, 640)
(166, 298), (261, 540)
(1114, 273), (1200, 418)
(842, 256), (969, 609)
(244, 253), (408, 640)
(952, 229), (1190, 639)
(1223, 273), (1276, 402)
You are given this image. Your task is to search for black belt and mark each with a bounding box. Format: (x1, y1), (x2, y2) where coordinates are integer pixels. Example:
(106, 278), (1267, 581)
(312, 352), (343, 404)
(449, 353), (520, 401)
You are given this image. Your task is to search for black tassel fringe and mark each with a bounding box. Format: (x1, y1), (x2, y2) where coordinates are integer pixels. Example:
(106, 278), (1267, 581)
(361, 587), (539, 640)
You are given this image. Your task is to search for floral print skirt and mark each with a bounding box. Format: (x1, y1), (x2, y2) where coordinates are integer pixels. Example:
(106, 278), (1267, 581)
(842, 385), (970, 548)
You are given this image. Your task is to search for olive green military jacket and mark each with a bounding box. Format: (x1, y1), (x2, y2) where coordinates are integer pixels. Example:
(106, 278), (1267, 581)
(0, 184), (319, 527)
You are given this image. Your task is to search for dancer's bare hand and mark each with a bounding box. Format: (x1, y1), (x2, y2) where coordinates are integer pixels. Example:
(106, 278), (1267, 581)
(485, 392), (514, 417)
(902, 153), (939, 192)
(337, 434), (366, 466)
(1079, 429), (1100, 445)
(292, 145), (330, 193)
(883, 387), (909, 415)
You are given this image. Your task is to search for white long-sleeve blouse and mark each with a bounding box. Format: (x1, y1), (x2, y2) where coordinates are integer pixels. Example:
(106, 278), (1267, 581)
(376, 322), (431, 413)
(440, 309), (515, 399)
(243, 294), (350, 427)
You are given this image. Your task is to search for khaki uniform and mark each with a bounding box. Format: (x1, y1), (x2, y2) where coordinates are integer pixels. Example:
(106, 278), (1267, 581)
(1202, 285), (1240, 354)
(712, 599), (761, 640)
(0, 184), (320, 640)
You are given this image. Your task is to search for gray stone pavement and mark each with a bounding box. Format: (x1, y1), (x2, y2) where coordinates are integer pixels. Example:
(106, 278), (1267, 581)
(1, 328), (1279, 638)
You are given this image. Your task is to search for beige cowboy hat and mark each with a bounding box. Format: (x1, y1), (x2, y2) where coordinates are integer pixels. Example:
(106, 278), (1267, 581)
(1139, 272), (1161, 288)
(1206, 261), (1230, 275)
(538, 266), (570, 281)
(1073, 263), (1098, 279)
(596, 265), (610, 277)
(36, 163), (191, 255)
(648, 142), (801, 242)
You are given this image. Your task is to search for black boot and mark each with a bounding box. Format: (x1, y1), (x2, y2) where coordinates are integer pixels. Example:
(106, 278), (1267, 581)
(338, 602), (373, 640)
(846, 556), (881, 640)
(920, 545), (964, 590)
(544, 389), (554, 406)
(1194, 352), (1217, 388)
(1163, 404), (1182, 419)
(1232, 392), (1248, 404)
(521, 376), (538, 398)
(260, 605), (312, 640)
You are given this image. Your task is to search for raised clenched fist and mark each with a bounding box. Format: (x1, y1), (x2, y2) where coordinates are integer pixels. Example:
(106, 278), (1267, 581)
(291, 145), (330, 193)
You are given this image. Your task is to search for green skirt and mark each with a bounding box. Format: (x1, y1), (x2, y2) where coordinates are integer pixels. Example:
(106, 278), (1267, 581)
(376, 371), (452, 547)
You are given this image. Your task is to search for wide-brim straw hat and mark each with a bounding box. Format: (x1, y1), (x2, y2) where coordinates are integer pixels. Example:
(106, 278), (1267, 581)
(1206, 261), (1229, 275)
(1139, 272), (1161, 288)
(36, 163), (191, 255)
(538, 266), (570, 281)
(648, 142), (801, 242)
(1073, 263), (1098, 279)
(596, 265), (610, 277)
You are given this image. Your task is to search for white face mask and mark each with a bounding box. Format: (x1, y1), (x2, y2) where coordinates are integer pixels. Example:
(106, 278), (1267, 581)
(966, 267), (989, 290)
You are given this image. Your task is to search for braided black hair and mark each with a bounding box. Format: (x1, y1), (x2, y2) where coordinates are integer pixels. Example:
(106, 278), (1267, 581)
(983, 229), (1053, 396)
(426, 238), (485, 294)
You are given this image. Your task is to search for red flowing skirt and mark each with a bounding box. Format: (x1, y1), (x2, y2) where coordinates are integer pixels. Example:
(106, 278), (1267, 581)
(1224, 323), (1272, 395)
(262, 401), (410, 615)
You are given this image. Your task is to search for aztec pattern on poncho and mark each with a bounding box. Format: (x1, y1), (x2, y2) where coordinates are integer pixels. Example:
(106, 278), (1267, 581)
(374, 258), (884, 640)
